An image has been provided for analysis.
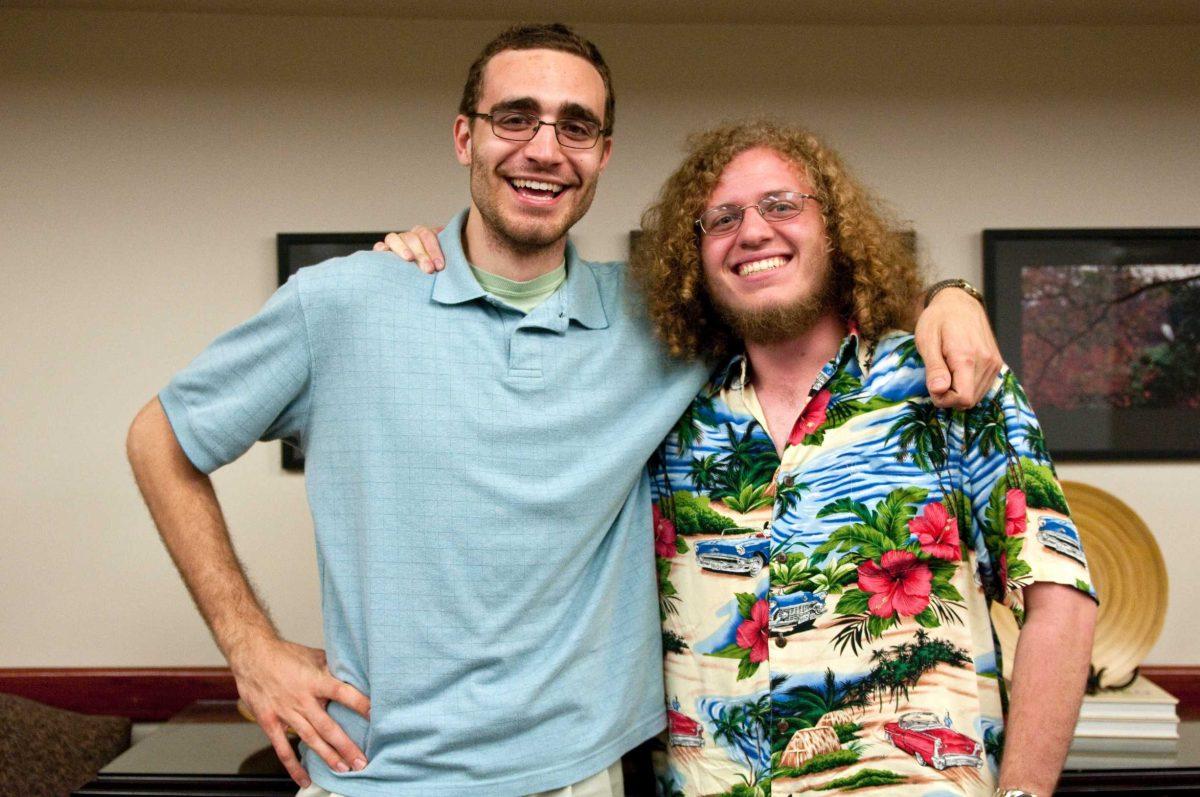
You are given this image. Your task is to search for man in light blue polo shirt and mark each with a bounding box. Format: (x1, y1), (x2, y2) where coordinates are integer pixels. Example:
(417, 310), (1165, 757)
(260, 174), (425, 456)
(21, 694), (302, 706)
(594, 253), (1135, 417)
(126, 22), (999, 797)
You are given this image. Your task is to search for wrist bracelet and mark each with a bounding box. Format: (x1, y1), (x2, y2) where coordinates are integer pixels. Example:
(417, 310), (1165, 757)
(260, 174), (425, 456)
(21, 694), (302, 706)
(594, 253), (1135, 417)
(925, 278), (985, 308)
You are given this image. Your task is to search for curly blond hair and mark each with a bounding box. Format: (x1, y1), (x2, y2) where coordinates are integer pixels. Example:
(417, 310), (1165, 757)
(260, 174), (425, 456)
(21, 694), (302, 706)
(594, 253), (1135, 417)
(630, 119), (921, 362)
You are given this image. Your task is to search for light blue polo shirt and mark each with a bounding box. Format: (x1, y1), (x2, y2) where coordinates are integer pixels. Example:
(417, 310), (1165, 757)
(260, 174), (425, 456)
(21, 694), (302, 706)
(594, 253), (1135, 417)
(159, 210), (709, 796)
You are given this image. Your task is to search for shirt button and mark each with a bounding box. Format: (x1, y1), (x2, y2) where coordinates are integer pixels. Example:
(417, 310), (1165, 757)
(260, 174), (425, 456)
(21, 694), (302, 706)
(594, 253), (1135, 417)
(777, 719), (789, 735)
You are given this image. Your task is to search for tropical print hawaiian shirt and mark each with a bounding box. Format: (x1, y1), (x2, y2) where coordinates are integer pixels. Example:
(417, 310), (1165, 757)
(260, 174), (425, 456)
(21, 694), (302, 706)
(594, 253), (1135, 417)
(650, 329), (1096, 797)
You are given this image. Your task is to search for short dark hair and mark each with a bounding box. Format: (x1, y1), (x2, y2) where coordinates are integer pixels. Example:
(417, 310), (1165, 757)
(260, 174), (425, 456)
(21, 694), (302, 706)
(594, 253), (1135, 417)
(458, 22), (615, 134)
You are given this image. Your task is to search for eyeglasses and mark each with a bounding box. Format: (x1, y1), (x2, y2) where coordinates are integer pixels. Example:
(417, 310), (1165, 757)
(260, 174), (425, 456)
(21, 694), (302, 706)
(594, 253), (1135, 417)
(469, 110), (609, 149)
(696, 192), (818, 237)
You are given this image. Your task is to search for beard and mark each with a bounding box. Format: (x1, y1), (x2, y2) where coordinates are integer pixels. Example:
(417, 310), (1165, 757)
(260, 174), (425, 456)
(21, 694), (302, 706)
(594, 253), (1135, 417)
(469, 157), (599, 256)
(709, 258), (839, 345)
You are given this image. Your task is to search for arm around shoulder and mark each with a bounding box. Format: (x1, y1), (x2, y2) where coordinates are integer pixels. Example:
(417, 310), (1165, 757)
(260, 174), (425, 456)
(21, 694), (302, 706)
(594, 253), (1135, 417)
(913, 282), (1001, 410)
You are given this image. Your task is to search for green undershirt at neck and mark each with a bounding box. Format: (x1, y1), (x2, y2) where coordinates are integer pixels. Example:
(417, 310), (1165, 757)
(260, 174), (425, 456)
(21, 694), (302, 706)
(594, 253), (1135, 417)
(469, 262), (567, 314)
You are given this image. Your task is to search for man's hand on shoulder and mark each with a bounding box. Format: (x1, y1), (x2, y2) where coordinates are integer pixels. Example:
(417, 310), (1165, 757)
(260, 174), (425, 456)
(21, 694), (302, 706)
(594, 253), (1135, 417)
(229, 633), (371, 788)
(373, 225), (446, 274)
(914, 285), (1002, 410)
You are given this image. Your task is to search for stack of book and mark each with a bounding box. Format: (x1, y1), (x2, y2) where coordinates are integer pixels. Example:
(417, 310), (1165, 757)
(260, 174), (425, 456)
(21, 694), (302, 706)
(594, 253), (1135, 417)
(1065, 675), (1180, 767)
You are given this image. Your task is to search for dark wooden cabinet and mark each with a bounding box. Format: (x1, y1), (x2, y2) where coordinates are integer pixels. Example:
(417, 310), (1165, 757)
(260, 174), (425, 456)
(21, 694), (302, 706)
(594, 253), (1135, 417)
(75, 703), (1200, 796)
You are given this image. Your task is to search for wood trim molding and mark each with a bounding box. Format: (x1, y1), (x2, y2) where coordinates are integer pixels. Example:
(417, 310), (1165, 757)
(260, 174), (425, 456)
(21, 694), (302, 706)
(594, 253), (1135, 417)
(0, 667), (236, 722)
(2, 665), (1197, 722)
(1141, 665), (1200, 720)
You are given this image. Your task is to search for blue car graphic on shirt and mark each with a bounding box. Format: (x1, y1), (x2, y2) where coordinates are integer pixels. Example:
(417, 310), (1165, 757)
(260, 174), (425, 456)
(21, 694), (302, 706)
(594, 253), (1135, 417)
(1036, 516), (1088, 566)
(695, 529), (771, 576)
(769, 589), (827, 637)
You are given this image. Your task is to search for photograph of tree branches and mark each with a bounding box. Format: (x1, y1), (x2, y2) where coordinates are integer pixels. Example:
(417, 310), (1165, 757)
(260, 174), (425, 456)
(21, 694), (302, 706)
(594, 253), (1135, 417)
(984, 228), (1200, 460)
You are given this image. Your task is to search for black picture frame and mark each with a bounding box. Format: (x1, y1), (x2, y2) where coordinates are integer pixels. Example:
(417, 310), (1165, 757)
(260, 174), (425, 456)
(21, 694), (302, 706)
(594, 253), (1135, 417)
(275, 232), (386, 471)
(983, 228), (1200, 460)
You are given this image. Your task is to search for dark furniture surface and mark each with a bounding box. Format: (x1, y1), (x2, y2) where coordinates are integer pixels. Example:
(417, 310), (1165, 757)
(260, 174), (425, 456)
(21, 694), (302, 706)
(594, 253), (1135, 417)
(75, 702), (1200, 796)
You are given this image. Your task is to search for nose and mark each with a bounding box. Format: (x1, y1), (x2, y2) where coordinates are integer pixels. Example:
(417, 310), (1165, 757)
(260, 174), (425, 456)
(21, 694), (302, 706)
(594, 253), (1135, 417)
(520, 122), (566, 164)
(736, 206), (775, 247)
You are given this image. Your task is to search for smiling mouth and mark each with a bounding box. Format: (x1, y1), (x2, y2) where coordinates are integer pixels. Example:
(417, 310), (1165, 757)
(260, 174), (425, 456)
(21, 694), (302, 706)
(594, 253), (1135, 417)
(507, 178), (566, 201)
(736, 256), (788, 276)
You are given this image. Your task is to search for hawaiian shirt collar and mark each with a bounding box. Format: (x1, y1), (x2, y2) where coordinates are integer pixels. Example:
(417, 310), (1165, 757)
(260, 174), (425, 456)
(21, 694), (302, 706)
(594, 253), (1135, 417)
(713, 321), (866, 393)
(431, 209), (608, 331)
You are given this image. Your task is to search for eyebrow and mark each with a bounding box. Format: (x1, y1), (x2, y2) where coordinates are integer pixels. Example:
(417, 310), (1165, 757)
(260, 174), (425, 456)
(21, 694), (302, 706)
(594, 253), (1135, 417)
(488, 97), (604, 128)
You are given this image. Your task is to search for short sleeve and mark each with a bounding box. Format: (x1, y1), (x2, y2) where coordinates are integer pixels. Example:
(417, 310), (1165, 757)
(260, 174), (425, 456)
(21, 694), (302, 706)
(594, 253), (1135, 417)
(158, 276), (312, 474)
(964, 368), (1098, 622)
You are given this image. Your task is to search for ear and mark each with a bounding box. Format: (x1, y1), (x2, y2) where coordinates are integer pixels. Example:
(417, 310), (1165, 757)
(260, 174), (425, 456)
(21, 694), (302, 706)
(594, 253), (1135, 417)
(596, 134), (613, 174)
(453, 115), (473, 166)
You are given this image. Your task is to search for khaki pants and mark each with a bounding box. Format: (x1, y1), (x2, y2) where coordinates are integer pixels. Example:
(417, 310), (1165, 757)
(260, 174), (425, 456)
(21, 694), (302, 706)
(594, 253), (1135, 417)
(296, 759), (624, 797)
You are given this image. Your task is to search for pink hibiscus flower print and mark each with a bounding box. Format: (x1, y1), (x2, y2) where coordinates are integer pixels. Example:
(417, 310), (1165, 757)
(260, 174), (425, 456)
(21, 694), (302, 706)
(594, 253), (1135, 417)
(787, 388), (832, 445)
(735, 599), (770, 663)
(910, 501), (961, 561)
(857, 550), (933, 618)
(1004, 488), (1027, 537)
(653, 504), (678, 559)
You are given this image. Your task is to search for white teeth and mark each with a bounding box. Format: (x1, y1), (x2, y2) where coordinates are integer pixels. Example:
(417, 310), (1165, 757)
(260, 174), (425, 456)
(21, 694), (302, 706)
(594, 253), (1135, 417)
(510, 179), (564, 194)
(738, 256), (787, 275)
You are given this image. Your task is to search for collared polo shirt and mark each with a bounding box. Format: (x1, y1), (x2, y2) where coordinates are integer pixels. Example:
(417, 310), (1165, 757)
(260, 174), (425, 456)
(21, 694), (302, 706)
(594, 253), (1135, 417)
(159, 210), (709, 796)
(650, 330), (1095, 796)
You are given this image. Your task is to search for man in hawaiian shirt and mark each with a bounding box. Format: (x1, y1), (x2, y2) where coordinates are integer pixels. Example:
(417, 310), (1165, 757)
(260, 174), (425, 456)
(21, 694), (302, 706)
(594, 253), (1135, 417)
(632, 120), (1098, 797)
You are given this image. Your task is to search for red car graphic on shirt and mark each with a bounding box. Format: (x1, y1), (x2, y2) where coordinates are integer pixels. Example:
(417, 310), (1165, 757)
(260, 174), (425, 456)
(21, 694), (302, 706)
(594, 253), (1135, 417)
(667, 709), (705, 747)
(883, 711), (983, 770)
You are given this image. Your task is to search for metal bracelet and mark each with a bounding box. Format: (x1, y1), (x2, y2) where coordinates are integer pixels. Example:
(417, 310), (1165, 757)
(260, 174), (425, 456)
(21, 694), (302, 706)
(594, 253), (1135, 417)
(924, 278), (985, 308)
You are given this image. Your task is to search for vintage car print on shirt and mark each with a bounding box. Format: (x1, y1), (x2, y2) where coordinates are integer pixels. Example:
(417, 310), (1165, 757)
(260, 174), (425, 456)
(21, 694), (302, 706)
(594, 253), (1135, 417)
(668, 708), (706, 748)
(1036, 515), (1088, 567)
(883, 711), (984, 770)
(695, 528), (771, 576)
(768, 588), (826, 638)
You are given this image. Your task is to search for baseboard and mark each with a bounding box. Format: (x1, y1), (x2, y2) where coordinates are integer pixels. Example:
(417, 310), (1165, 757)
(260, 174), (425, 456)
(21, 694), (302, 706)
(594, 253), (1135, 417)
(0, 667), (236, 722)
(2, 664), (1197, 722)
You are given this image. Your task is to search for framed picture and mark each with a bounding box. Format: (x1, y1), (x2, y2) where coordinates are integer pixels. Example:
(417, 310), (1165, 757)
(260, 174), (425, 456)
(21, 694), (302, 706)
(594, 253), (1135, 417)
(276, 232), (386, 470)
(983, 228), (1200, 460)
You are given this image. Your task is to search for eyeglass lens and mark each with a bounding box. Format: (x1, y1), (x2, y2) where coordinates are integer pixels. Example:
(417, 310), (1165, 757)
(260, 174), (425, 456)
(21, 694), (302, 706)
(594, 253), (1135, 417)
(489, 111), (601, 148)
(700, 194), (808, 236)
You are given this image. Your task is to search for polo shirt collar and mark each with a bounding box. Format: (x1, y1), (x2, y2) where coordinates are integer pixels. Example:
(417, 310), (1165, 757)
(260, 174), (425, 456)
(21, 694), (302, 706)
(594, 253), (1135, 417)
(554, 239), (609, 330)
(431, 209), (609, 331)
(430, 210), (487, 306)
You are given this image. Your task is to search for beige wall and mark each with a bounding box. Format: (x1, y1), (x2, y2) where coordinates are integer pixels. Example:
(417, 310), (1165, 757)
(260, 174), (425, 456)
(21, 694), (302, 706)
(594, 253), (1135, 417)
(2, 8), (1197, 666)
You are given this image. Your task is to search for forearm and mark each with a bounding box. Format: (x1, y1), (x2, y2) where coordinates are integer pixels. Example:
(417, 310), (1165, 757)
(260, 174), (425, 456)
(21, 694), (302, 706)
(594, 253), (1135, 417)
(909, 281), (982, 327)
(999, 584), (1097, 794)
(127, 398), (277, 662)
(128, 403), (369, 784)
